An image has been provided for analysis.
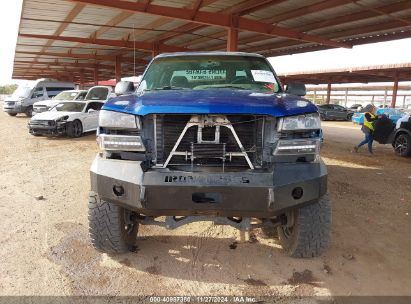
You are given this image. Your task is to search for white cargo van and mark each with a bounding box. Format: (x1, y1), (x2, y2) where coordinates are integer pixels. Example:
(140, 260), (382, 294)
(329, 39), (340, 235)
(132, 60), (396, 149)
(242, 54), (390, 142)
(3, 79), (75, 117)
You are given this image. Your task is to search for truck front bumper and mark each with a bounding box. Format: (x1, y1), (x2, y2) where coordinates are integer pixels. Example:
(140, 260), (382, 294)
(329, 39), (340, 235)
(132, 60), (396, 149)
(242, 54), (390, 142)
(3, 103), (23, 114)
(90, 155), (327, 217)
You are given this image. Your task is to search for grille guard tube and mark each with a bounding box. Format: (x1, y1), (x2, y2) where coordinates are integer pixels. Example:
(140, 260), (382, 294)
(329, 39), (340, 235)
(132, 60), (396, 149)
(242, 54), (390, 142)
(161, 115), (254, 170)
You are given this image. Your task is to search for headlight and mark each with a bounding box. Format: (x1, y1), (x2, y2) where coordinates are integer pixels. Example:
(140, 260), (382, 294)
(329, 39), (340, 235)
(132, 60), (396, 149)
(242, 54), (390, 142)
(274, 139), (320, 155)
(277, 113), (320, 131)
(99, 110), (140, 129)
(98, 134), (145, 151)
(56, 115), (69, 122)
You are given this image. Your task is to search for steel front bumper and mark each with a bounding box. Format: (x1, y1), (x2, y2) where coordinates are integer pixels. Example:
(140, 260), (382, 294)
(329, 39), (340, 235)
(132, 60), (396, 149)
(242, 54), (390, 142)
(90, 155), (327, 217)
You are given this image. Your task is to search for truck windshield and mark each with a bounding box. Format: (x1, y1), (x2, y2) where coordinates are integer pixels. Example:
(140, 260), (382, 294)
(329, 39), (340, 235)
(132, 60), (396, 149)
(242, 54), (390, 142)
(52, 102), (85, 112)
(138, 55), (281, 93)
(85, 87), (109, 100)
(53, 91), (79, 100)
(11, 85), (34, 99)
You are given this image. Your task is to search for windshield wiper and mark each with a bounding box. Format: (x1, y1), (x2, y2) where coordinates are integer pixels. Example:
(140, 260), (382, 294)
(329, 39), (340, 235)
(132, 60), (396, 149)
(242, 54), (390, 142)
(200, 85), (247, 90)
(152, 86), (189, 90)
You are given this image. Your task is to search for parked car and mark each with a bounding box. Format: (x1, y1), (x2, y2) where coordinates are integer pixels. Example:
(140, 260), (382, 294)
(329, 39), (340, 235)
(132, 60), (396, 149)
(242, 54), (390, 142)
(88, 52), (330, 258)
(3, 79), (75, 117)
(33, 90), (87, 114)
(392, 114), (411, 157)
(28, 100), (104, 137)
(349, 103), (363, 111)
(352, 108), (405, 124)
(317, 104), (353, 121)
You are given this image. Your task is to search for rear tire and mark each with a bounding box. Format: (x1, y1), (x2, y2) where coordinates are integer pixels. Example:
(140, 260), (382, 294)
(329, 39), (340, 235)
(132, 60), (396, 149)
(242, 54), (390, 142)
(393, 133), (411, 157)
(88, 192), (138, 253)
(277, 194), (331, 258)
(7, 113), (17, 117)
(66, 120), (83, 138)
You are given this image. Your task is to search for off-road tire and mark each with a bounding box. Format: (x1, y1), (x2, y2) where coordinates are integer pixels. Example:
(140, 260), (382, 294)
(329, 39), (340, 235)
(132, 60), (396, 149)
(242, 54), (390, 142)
(393, 133), (411, 157)
(277, 194), (331, 258)
(88, 192), (138, 253)
(66, 120), (83, 138)
(25, 106), (33, 117)
(7, 113), (17, 117)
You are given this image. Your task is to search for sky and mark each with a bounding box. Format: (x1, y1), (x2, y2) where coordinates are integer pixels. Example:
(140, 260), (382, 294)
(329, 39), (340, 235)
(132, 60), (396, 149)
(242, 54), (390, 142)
(1, 0), (411, 86)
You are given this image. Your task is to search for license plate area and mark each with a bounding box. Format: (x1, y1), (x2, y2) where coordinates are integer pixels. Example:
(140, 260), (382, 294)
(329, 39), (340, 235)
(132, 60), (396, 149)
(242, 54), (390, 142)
(192, 192), (222, 204)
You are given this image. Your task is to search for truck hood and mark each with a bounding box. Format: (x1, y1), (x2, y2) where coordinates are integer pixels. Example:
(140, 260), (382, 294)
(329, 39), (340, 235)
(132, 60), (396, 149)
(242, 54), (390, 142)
(103, 89), (317, 117)
(31, 111), (74, 121)
(5, 97), (24, 102)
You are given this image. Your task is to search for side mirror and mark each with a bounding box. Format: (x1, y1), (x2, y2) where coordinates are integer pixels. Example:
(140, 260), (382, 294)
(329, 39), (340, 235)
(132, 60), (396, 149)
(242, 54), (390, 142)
(88, 109), (96, 114)
(285, 82), (306, 96)
(115, 81), (135, 96)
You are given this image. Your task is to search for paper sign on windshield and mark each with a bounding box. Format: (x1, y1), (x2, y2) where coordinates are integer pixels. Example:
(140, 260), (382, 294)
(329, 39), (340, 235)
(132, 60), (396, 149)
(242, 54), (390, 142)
(174, 70), (226, 81)
(251, 70), (276, 83)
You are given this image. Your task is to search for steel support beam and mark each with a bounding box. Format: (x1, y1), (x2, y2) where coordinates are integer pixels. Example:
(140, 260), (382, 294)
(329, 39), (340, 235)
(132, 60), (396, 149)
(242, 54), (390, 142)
(240, 0), (411, 54)
(383, 90), (387, 108)
(344, 89), (348, 107)
(174, 0), (355, 49)
(391, 76), (399, 108)
(15, 51), (147, 65)
(14, 60), (114, 71)
(157, 0), (284, 44)
(69, 0), (350, 49)
(94, 65), (99, 85)
(227, 27), (238, 51)
(151, 43), (159, 58)
(80, 71), (85, 89)
(115, 56), (122, 83)
(19, 33), (186, 53)
(32, 3), (85, 70)
(268, 0), (356, 24)
(326, 82), (332, 104)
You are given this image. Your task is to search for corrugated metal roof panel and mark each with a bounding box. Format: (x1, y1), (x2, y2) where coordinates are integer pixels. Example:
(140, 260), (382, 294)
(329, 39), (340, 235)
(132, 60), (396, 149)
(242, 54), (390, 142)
(14, 0), (411, 81)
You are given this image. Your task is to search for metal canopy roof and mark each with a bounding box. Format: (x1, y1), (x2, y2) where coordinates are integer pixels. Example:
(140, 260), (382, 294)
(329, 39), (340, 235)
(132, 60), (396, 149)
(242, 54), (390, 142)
(279, 63), (411, 84)
(13, 0), (411, 83)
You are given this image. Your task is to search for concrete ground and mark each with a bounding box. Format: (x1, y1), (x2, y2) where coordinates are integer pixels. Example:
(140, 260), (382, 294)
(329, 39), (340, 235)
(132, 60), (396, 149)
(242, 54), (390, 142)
(0, 113), (410, 298)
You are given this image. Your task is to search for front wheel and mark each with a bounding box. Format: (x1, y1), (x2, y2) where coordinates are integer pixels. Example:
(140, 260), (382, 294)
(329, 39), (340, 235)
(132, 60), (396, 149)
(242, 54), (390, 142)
(66, 120), (83, 138)
(346, 114), (353, 121)
(277, 194), (331, 258)
(88, 192), (138, 253)
(25, 107), (33, 117)
(393, 133), (411, 157)
(7, 113), (17, 117)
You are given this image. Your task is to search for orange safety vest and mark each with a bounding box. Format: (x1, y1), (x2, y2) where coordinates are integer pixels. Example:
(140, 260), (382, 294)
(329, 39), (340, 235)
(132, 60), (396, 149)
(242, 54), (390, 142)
(363, 112), (376, 131)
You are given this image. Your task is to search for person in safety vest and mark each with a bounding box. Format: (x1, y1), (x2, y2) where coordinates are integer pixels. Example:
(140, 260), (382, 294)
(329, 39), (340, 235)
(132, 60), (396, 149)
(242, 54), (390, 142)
(354, 104), (379, 154)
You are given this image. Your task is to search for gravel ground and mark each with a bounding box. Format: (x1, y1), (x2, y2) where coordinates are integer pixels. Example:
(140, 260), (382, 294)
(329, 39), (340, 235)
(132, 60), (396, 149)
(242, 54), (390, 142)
(0, 113), (410, 298)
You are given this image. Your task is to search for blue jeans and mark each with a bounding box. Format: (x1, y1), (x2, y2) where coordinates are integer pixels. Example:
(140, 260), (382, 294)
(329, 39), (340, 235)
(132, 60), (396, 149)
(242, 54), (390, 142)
(358, 132), (373, 153)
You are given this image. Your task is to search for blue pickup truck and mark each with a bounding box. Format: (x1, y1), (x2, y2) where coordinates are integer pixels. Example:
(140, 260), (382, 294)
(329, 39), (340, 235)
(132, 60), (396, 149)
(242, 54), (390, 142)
(89, 52), (330, 258)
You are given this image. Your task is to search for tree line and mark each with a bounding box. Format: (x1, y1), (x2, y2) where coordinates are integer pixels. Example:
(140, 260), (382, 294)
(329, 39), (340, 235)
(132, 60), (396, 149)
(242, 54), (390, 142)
(0, 84), (18, 95)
